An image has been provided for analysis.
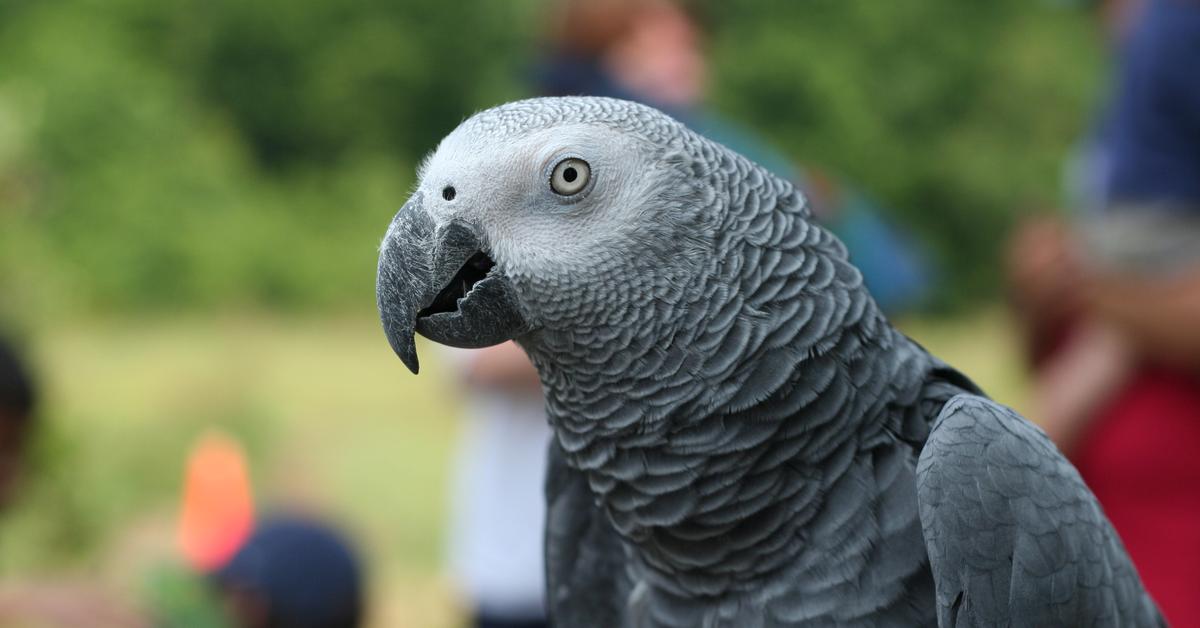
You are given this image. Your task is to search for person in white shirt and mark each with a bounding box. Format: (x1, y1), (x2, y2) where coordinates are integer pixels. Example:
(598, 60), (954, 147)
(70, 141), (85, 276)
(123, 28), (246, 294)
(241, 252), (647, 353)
(444, 341), (551, 628)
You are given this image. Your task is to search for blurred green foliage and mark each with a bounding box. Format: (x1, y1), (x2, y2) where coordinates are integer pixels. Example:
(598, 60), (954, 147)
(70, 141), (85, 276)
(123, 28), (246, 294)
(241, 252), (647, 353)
(708, 2), (1103, 305)
(142, 563), (231, 628)
(0, 0), (1103, 315)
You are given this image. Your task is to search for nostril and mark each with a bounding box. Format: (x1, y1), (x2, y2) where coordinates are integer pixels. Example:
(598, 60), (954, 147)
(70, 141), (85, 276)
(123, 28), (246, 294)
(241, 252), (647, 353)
(442, 186), (456, 201)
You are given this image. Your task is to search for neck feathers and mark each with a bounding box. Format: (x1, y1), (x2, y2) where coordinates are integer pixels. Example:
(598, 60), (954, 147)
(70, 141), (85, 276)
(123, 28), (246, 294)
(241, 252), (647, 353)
(526, 147), (936, 596)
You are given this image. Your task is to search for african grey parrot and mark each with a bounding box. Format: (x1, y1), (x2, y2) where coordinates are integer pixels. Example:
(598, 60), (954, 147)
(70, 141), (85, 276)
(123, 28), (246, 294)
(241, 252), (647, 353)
(376, 97), (1163, 627)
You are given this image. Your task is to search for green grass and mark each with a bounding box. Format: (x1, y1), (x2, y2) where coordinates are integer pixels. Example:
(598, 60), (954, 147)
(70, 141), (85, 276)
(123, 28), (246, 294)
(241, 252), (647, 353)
(0, 308), (1030, 627)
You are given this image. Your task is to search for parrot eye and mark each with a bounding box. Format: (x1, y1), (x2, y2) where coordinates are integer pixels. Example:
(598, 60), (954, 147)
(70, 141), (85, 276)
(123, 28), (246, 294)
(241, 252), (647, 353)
(549, 158), (590, 196)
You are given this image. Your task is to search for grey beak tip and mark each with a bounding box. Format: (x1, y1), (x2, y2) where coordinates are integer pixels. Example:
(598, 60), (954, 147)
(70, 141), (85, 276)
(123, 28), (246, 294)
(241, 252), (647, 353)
(383, 322), (421, 375)
(401, 352), (420, 375)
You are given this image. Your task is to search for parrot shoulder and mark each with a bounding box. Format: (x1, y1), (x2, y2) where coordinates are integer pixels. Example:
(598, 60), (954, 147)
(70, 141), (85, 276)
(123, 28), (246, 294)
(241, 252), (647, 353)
(915, 394), (1163, 627)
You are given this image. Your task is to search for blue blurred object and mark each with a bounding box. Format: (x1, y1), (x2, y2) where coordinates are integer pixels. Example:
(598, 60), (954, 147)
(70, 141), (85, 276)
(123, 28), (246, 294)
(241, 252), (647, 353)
(1106, 0), (1200, 209)
(698, 122), (932, 314)
(213, 515), (363, 628)
(818, 189), (932, 314)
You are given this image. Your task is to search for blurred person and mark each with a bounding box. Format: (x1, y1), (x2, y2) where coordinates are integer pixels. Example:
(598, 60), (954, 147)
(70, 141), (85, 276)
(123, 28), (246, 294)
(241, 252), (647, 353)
(212, 514), (364, 628)
(1008, 0), (1200, 624)
(538, 0), (703, 123)
(444, 342), (551, 628)
(537, 0), (784, 169)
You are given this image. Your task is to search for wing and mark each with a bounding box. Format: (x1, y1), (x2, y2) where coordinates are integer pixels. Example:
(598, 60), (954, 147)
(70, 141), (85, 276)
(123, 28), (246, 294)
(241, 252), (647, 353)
(916, 394), (1163, 627)
(544, 437), (633, 627)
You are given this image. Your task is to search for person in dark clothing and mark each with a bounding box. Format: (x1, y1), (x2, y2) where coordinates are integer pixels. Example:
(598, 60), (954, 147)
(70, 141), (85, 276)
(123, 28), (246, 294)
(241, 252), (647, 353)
(0, 335), (36, 510)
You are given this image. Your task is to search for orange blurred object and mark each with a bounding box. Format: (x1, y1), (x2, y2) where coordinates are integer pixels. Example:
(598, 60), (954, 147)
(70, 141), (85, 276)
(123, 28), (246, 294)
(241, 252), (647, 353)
(177, 430), (255, 572)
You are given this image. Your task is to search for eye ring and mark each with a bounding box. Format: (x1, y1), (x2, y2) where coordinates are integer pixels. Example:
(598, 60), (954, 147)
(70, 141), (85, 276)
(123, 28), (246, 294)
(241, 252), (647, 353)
(549, 158), (591, 196)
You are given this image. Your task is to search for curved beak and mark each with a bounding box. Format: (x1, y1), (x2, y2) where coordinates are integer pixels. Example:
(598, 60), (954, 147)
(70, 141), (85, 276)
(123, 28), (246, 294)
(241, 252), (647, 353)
(376, 194), (528, 374)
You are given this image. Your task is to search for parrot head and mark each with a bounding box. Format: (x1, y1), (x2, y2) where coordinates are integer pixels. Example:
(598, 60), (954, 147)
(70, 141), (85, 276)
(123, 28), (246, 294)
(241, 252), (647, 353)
(377, 97), (724, 374)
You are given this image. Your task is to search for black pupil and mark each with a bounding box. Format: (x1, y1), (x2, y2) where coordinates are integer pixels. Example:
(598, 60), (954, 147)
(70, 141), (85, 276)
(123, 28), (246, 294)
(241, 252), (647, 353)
(562, 167), (577, 183)
(442, 186), (456, 201)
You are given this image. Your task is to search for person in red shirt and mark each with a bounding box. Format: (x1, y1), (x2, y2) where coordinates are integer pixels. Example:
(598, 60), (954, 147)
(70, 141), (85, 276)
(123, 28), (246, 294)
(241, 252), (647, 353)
(1008, 1), (1200, 625)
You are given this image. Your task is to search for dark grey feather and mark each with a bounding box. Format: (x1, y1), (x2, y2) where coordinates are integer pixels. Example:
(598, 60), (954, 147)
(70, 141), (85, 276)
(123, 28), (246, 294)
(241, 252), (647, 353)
(545, 437), (634, 627)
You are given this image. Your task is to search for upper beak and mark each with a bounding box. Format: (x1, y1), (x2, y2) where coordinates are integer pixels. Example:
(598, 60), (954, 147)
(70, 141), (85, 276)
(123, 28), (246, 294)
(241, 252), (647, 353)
(376, 193), (527, 374)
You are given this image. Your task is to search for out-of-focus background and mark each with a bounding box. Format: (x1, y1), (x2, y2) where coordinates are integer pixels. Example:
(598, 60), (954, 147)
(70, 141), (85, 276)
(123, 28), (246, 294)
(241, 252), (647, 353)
(1, 0), (1191, 626)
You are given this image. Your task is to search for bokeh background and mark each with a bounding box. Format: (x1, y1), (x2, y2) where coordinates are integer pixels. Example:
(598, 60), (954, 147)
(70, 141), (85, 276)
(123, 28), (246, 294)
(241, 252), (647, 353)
(0, 1), (1108, 626)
